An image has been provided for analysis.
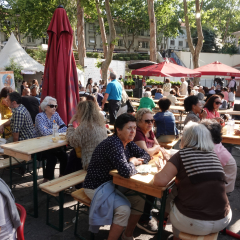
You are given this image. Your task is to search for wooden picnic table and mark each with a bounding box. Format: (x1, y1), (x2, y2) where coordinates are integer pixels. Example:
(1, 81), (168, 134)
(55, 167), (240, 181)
(109, 152), (174, 239)
(1, 134), (68, 218)
(218, 109), (240, 116)
(222, 124), (240, 145)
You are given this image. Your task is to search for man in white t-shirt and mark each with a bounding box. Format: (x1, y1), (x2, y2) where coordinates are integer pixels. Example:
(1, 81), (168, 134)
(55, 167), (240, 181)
(179, 77), (188, 95)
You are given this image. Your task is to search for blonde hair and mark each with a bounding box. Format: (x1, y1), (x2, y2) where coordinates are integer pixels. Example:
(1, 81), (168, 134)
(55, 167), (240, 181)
(180, 121), (214, 151)
(135, 108), (153, 123)
(76, 100), (105, 127)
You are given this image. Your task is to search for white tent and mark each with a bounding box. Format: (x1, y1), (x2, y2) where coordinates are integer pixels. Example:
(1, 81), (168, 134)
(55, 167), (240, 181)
(0, 33), (44, 72)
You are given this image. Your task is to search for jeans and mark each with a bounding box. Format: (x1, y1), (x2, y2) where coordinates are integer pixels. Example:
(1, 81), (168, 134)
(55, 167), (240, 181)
(108, 100), (121, 124)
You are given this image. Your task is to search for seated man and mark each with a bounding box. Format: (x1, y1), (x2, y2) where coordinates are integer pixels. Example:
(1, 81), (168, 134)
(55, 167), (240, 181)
(21, 88), (40, 124)
(0, 92), (36, 142)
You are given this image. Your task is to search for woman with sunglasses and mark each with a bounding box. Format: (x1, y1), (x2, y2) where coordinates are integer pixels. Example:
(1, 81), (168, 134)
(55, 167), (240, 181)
(134, 108), (162, 234)
(35, 96), (68, 182)
(203, 95), (224, 125)
(154, 98), (179, 143)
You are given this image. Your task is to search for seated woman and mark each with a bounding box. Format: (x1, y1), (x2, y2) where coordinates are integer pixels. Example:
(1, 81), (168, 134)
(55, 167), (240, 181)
(138, 92), (156, 111)
(134, 108), (162, 234)
(143, 87), (152, 98)
(201, 119), (237, 194)
(154, 98), (179, 143)
(83, 113), (151, 240)
(154, 122), (231, 240)
(0, 87), (13, 140)
(204, 95), (224, 124)
(0, 178), (21, 240)
(167, 90), (178, 105)
(35, 96), (68, 182)
(66, 100), (108, 170)
(184, 95), (207, 125)
(154, 88), (163, 100)
(174, 86), (180, 97)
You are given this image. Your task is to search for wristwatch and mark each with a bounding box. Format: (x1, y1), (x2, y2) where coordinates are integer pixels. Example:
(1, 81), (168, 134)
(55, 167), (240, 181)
(68, 123), (73, 127)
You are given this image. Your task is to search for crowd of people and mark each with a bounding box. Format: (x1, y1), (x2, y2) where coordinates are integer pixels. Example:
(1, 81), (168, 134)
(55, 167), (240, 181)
(0, 73), (237, 240)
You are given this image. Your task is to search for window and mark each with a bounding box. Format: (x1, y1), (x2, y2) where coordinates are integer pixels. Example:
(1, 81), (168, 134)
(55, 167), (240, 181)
(179, 41), (183, 47)
(115, 26), (121, 34)
(128, 40), (132, 46)
(89, 37), (95, 44)
(142, 41), (149, 48)
(186, 42), (189, 48)
(27, 37), (34, 43)
(89, 23), (94, 30)
(170, 40), (175, 46)
(42, 38), (48, 44)
(139, 30), (144, 36)
(118, 39), (123, 46)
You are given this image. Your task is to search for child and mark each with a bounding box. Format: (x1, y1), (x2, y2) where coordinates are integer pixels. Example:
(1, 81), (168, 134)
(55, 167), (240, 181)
(228, 87), (235, 108)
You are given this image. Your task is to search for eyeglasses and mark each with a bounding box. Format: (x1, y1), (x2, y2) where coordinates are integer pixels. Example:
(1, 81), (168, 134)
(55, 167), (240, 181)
(144, 119), (154, 124)
(48, 104), (58, 108)
(214, 101), (221, 105)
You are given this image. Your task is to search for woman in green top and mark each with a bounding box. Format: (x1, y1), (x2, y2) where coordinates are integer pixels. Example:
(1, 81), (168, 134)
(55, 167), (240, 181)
(138, 92), (156, 111)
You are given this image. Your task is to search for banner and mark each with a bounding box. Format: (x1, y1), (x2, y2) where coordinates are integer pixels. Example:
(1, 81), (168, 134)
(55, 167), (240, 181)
(0, 71), (15, 91)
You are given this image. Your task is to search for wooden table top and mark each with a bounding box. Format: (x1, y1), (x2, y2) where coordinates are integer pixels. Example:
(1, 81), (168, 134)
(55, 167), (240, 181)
(222, 124), (240, 145)
(109, 153), (173, 198)
(218, 109), (240, 116)
(1, 135), (68, 161)
(0, 119), (9, 126)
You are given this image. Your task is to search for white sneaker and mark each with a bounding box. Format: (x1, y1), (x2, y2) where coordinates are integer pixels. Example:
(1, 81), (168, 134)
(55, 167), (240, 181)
(121, 231), (134, 240)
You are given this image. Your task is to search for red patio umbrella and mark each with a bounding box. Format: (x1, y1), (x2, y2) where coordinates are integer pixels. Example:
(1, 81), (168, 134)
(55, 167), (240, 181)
(194, 61), (240, 77)
(131, 61), (201, 77)
(41, 5), (79, 124)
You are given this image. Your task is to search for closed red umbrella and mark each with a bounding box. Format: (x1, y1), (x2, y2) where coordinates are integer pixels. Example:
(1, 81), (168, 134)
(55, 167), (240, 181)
(41, 5), (79, 124)
(131, 61), (201, 77)
(194, 61), (240, 77)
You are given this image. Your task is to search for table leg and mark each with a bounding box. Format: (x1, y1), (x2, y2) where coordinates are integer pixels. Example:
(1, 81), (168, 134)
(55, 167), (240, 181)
(157, 189), (168, 240)
(9, 156), (12, 189)
(33, 153), (38, 218)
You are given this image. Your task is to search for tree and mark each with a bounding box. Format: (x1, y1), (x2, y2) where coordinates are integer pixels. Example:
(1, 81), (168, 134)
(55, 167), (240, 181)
(192, 26), (218, 52)
(148, 0), (157, 62)
(77, 0), (86, 67)
(101, 0), (116, 84)
(183, 0), (204, 85)
(111, 0), (149, 53)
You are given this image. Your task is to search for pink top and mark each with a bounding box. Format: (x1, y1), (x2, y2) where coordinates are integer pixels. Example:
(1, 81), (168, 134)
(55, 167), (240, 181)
(222, 91), (228, 101)
(204, 108), (220, 119)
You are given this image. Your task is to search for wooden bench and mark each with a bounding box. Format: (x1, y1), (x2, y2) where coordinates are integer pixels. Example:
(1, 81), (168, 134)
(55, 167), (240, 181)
(39, 170), (87, 232)
(71, 188), (94, 238)
(0, 158), (25, 169)
(179, 232), (218, 240)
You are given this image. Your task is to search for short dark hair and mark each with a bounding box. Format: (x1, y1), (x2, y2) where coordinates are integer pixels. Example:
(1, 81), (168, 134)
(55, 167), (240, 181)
(223, 87), (228, 91)
(146, 87), (151, 91)
(231, 76), (235, 79)
(165, 78), (170, 83)
(158, 98), (171, 112)
(170, 89), (176, 95)
(8, 92), (21, 104)
(0, 87), (13, 99)
(156, 88), (163, 93)
(22, 80), (26, 84)
(201, 119), (222, 144)
(184, 95), (199, 112)
(114, 113), (136, 134)
(217, 93), (224, 99)
(204, 95), (220, 111)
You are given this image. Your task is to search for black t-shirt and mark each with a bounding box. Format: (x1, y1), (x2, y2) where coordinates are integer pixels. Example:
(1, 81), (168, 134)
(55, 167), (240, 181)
(21, 96), (40, 124)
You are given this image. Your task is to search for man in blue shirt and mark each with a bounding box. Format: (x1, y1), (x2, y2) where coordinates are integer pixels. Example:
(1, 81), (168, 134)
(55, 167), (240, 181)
(101, 72), (122, 124)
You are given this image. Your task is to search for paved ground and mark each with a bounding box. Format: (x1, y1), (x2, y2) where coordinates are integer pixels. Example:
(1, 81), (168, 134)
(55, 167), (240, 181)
(1, 98), (240, 240)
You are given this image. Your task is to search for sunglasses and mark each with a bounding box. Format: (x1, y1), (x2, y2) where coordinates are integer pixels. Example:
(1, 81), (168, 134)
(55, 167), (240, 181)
(214, 101), (221, 105)
(48, 104), (58, 108)
(144, 119), (154, 124)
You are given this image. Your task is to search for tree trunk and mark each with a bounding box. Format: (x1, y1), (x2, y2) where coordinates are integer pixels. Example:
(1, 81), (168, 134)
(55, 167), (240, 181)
(77, 0), (86, 67)
(222, 16), (231, 44)
(101, 0), (116, 84)
(96, 0), (108, 59)
(183, 0), (204, 85)
(148, 0), (157, 62)
(72, 26), (78, 50)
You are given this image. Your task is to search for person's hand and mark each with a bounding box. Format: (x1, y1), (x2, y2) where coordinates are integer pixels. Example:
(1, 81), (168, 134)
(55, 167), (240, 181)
(129, 157), (144, 166)
(154, 144), (161, 153)
(159, 147), (170, 161)
(214, 117), (224, 124)
(69, 114), (77, 124)
(200, 109), (207, 119)
(0, 125), (4, 134)
(155, 157), (166, 171)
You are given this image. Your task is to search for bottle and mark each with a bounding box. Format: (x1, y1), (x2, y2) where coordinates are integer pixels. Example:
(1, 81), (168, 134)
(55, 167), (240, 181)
(52, 120), (58, 137)
(230, 119), (235, 135)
